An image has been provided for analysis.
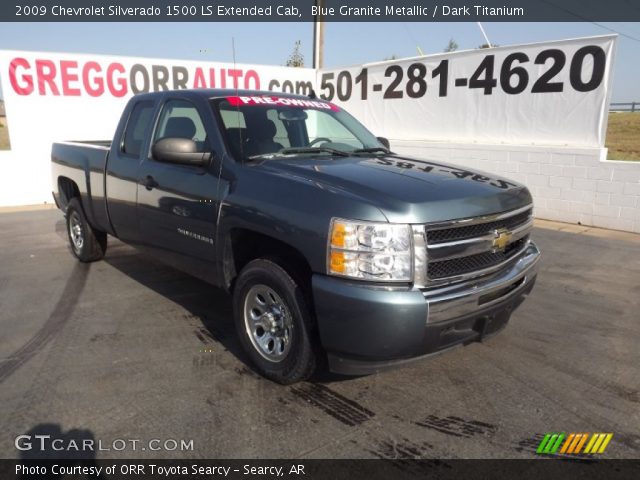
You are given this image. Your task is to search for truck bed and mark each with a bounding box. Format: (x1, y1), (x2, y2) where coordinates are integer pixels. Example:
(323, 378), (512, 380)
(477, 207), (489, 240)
(66, 140), (112, 149)
(51, 140), (112, 233)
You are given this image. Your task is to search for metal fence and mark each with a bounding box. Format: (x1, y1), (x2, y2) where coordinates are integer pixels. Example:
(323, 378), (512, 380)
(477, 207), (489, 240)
(610, 102), (639, 112)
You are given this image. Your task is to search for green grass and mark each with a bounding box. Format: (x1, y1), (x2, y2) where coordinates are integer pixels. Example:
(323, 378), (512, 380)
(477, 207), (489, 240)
(606, 112), (640, 161)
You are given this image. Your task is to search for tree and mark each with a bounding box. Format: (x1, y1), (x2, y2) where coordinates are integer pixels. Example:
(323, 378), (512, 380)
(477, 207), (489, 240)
(444, 38), (458, 52)
(286, 40), (304, 67)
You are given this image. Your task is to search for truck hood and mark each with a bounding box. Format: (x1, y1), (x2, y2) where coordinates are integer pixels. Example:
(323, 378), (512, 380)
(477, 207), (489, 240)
(256, 154), (532, 223)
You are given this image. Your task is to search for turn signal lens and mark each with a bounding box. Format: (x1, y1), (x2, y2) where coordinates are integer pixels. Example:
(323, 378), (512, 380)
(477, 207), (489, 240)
(330, 222), (346, 248)
(330, 222), (357, 249)
(329, 251), (345, 273)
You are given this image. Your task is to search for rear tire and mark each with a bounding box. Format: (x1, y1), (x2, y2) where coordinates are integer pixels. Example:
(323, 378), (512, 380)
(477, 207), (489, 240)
(66, 197), (107, 262)
(233, 259), (317, 384)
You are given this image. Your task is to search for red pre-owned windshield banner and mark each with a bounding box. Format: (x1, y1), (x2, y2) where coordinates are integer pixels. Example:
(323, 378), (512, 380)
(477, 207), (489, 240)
(226, 95), (339, 110)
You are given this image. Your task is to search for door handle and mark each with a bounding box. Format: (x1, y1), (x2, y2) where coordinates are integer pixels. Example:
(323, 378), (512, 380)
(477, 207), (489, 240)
(143, 175), (158, 191)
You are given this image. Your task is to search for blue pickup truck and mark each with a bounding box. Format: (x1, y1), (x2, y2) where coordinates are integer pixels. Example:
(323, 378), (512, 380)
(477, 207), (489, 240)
(51, 89), (540, 384)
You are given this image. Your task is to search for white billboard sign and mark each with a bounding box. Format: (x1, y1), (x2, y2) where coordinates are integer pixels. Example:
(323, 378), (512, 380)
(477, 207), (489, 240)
(316, 35), (617, 148)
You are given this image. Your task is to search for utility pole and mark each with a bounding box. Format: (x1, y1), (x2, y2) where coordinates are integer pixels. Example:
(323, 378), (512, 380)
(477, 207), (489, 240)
(313, 0), (325, 68)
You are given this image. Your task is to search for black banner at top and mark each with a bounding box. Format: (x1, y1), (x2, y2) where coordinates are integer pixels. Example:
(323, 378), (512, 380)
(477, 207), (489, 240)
(3, 0), (640, 22)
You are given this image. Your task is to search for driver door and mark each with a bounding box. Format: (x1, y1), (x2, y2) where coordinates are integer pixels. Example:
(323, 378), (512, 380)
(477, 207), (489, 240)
(136, 98), (220, 284)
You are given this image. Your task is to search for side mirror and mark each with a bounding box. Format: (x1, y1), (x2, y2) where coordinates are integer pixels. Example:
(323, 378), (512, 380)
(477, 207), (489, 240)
(376, 136), (390, 150)
(152, 138), (210, 166)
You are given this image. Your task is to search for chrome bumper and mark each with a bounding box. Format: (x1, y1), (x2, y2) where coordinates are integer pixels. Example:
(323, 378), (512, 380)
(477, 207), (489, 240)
(423, 241), (541, 324)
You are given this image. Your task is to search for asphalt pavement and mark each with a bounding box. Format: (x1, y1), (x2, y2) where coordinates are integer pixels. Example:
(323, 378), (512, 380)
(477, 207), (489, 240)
(0, 208), (638, 459)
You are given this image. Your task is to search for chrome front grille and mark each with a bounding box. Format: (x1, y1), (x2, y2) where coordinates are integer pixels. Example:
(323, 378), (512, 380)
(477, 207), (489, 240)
(427, 237), (528, 279)
(426, 209), (532, 244)
(423, 205), (533, 284)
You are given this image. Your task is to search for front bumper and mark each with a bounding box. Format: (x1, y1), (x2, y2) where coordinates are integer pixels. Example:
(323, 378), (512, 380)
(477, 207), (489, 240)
(312, 242), (540, 375)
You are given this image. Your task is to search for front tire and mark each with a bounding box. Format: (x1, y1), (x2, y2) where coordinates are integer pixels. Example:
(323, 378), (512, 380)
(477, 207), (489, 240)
(233, 259), (317, 384)
(66, 197), (107, 262)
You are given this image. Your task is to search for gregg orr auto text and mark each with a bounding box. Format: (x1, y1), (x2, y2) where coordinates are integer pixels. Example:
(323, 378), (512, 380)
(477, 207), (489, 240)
(7, 57), (313, 97)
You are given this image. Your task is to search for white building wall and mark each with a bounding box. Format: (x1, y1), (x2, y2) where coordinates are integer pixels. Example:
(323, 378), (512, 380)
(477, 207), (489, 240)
(392, 140), (640, 234)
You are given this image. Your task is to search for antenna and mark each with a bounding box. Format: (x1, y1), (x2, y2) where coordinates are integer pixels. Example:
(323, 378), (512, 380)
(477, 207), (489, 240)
(231, 37), (238, 92)
(231, 37), (245, 163)
(477, 22), (492, 48)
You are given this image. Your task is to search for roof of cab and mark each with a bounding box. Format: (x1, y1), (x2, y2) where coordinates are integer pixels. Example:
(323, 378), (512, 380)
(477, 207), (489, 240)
(131, 89), (318, 101)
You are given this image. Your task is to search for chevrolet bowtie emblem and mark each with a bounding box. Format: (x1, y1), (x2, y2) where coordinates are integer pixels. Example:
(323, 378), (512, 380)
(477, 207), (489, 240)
(492, 228), (513, 251)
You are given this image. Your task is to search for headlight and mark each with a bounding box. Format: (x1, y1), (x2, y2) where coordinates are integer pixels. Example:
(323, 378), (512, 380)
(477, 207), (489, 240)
(328, 218), (413, 282)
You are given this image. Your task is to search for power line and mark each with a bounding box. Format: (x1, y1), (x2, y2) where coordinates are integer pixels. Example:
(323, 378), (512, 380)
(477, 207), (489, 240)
(589, 22), (640, 44)
(538, 0), (640, 43)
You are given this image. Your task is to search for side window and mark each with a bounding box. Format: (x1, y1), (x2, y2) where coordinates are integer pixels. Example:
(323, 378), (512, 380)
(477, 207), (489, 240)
(153, 99), (207, 152)
(121, 101), (154, 157)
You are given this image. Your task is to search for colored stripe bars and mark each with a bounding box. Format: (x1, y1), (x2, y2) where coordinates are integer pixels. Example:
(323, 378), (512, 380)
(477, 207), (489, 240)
(537, 433), (613, 454)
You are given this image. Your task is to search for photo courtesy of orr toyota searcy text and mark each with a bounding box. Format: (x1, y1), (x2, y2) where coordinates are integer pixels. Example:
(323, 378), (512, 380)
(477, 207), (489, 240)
(16, 464), (301, 477)
(7, 57), (314, 96)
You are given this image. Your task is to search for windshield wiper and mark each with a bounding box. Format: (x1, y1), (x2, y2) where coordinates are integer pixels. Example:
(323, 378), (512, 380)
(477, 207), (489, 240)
(280, 147), (349, 157)
(352, 147), (391, 154)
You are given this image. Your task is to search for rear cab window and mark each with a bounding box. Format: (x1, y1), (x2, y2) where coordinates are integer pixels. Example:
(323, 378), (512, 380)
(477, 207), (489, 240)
(121, 101), (155, 157)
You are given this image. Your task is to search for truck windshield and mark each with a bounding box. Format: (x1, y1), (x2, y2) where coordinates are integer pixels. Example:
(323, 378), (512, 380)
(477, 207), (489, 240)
(211, 95), (385, 160)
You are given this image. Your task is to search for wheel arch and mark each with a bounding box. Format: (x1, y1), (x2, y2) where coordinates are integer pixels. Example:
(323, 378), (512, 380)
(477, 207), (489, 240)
(57, 176), (81, 210)
(223, 228), (314, 300)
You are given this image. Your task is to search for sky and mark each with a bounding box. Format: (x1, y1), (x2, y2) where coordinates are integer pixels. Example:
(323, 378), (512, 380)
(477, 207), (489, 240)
(0, 21), (638, 101)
